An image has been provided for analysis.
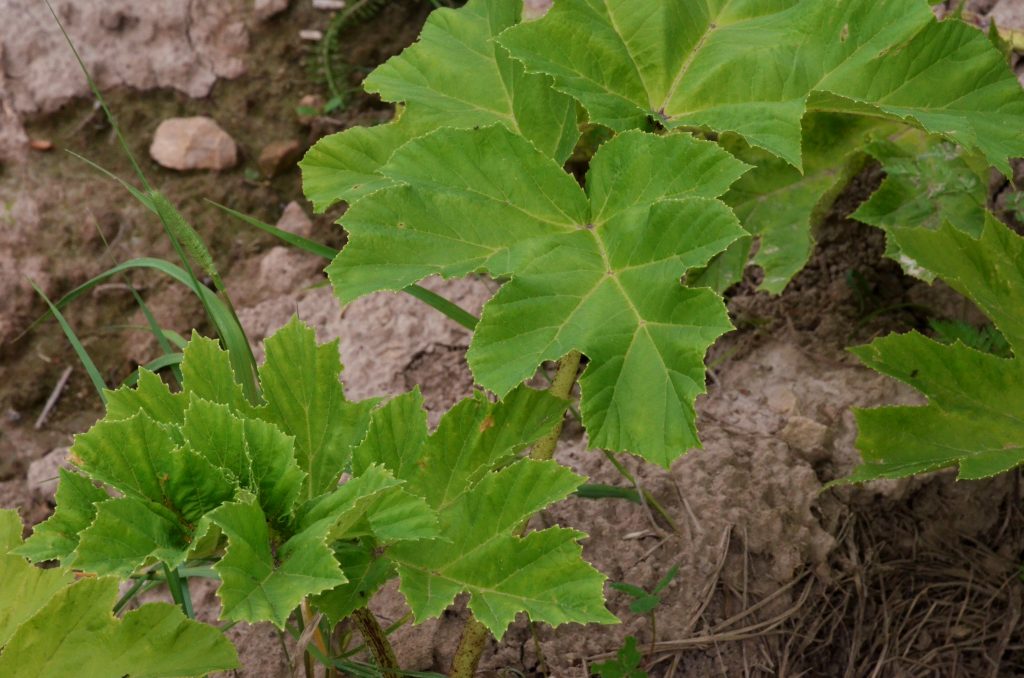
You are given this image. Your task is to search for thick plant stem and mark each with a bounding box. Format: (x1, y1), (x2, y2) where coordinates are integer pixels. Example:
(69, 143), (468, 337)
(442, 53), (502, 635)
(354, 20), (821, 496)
(352, 607), (400, 678)
(530, 350), (582, 462)
(450, 351), (582, 677)
(450, 616), (490, 678)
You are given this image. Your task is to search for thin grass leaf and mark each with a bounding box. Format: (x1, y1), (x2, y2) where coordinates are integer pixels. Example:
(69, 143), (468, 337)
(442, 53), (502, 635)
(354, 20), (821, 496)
(210, 199), (481, 330)
(29, 281), (107, 404)
(401, 284), (478, 331)
(206, 200), (338, 260)
(65, 150), (153, 209)
(49, 10), (259, 401)
(122, 354), (184, 387)
(37, 257), (254, 403)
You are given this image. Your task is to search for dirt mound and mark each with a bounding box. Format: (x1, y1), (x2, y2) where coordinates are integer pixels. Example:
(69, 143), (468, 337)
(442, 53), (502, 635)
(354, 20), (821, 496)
(0, 0), (249, 160)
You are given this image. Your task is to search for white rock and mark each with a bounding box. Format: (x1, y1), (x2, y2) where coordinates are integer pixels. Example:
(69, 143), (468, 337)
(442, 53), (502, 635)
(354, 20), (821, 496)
(254, 0), (289, 21)
(276, 201), (314, 238)
(27, 447), (70, 501)
(313, 0), (346, 9)
(149, 116), (238, 171)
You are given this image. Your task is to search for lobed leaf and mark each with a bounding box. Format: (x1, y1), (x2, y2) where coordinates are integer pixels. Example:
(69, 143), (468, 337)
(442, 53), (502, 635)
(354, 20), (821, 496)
(314, 541), (395, 626)
(357, 387), (615, 637)
(210, 495), (346, 628)
(22, 317), (409, 631)
(500, 0), (1024, 173)
(335, 125), (747, 465)
(721, 114), (892, 292)
(15, 469), (108, 563)
(848, 216), (1024, 481)
(259, 316), (376, 499)
(301, 0), (579, 210)
(73, 497), (190, 577)
(853, 134), (989, 281)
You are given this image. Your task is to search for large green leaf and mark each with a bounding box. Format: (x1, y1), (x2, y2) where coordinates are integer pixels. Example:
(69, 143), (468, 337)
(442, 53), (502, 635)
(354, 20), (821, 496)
(0, 510), (237, 677)
(333, 126), (747, 466)
(847, 216), (1024, 481)
(0, 576), (238, 677)
(301, 0), (579, 210)
(356, 386), (615, 637)
(500, 0), (1024, 173)
(0, 511), (74, 646)
(391, 460), (617, 636)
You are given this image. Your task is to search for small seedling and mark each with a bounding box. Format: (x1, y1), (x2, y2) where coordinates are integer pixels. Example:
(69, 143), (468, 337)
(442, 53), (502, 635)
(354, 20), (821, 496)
(609, 565), (678, 660)
(591, 636), (646, 678)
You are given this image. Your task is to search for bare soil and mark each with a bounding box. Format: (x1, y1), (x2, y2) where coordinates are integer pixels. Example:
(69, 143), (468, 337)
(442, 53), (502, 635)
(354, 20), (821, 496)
(2, 1), (1023, 677)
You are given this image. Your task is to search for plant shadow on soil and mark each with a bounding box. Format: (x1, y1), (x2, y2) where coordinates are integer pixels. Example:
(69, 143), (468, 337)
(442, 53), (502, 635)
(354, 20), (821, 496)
(1, 1), (1023, 676)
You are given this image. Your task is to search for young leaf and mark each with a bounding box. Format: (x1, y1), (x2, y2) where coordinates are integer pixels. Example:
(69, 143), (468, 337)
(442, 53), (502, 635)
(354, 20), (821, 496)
(591, 636), (647, 678)
(301, 0), (579, 210)
(15, 469), (109, 563)
(356, 387), (616, 637)
(847, 216), (1024, 481)
(104, 368), (185, 425)
(333, 126), (748, 466)
(610, 565), (679, 615)
(69, 412), (179, 504)
(314, 540), (396, 626)
(500, 0), (1024, 173)
(209, 495), (346, 628)
(258, 316), (376, 499)
(21, 317), (420, 632)
(180, 333), (254, 416)
(73, 497), (190, 576)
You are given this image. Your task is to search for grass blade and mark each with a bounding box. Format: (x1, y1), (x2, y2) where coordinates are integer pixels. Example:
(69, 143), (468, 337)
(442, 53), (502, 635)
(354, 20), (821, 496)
(29, 258), (254, 401)
(29, 281), (107, 404)
(209, 200), (481, 331)
(206, 200), (338, 260)
(122, 354), (184, 387)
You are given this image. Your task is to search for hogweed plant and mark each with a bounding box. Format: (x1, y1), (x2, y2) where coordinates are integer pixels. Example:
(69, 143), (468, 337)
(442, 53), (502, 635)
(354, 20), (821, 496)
(299, 0), (1024, 669)
(15, 0), (1024, 675)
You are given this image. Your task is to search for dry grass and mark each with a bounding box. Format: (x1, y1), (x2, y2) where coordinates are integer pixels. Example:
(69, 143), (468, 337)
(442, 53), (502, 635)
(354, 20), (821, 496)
(602, 474), (1024, 677)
